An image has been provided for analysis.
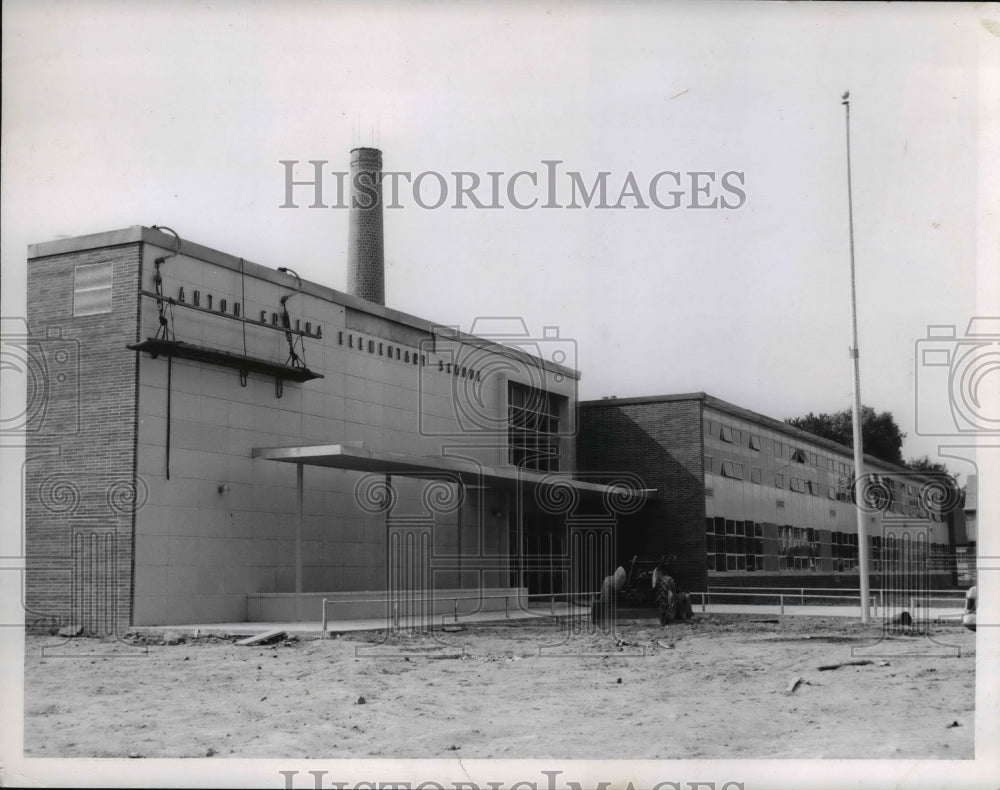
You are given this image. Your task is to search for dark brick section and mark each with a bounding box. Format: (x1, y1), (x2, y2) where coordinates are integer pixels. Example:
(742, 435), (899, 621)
(577, 398), (707, 592)
(25, 243), (142, 634)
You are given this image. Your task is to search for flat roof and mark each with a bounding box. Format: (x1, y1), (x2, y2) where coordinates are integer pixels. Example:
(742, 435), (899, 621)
(579, 392), (927, 476)
(252, 443), (651, 500)
(28, 225), (579, 381)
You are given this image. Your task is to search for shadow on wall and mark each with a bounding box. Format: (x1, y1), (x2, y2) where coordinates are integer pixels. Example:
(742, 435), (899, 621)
(576, 407), (707, 592)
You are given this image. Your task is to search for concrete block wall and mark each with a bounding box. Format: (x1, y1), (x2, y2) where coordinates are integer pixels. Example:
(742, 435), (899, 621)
(25, 242), (142, 634)
(130, 235), (575, 625)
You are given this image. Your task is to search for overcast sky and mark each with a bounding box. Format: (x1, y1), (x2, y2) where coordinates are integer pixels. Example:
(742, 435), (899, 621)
(3, 1), (998, 475)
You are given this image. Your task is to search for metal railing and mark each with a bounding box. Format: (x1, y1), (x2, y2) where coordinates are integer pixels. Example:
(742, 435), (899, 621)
(696, 586), (967, 616)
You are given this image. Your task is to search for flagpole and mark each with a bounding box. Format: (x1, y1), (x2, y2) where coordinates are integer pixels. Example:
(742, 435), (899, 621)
(843, 90), (871, 624)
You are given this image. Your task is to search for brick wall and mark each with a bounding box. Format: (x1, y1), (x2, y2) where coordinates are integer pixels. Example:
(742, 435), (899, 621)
(25, 243), (142, 634)
(347, 147), (384, 305)
(577, 398), (707, 591)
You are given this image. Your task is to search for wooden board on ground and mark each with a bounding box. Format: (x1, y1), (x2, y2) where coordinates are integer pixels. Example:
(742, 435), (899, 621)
(235, 630), (286, 646)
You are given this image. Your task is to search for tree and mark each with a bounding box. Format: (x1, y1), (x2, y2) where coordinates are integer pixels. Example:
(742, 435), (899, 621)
(904, 455), (951, 477)
(904, 455), (958, 487)
(785, 406), (905, 465)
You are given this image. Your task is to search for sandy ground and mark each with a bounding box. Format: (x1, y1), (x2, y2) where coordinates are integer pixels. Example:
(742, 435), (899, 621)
(22, 614), (975, 759)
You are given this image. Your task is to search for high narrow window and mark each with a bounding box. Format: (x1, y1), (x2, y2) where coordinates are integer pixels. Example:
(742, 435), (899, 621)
(508, 382), (564, 472)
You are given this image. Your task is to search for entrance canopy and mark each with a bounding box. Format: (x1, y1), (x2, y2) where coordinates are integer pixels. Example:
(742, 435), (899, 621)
(252, 442), (652, 598)
(252, 442), (652, 501)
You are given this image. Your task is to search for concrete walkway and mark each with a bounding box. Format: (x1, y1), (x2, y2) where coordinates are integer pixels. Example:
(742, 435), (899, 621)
(697, 602), (966, 620)
(128, 603), (592, 638)
(128, 602), (969, 639)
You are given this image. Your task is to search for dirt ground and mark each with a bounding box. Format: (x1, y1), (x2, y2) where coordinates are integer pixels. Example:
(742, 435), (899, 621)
(22, 614), (975, 759)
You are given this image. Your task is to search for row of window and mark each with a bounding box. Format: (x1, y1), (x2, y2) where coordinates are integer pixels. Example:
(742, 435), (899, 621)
(708, 423), (942, 509)
(707, 420), (859, 476)
(705, 517), (949, 573)
(712, 422), (838, 462)
(706, 458), (941, 520)
(709, 455), (844, 495)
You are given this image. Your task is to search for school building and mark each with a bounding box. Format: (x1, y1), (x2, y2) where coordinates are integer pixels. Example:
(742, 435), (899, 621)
(577, 394), (960, 594)
(22, 147), (962, 633)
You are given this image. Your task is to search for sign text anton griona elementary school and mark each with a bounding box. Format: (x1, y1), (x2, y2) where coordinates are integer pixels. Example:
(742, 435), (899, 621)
(279, 158), (747, 210)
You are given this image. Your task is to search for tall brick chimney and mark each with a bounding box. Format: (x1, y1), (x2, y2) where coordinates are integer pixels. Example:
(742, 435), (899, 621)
(347, 147), (384, 305)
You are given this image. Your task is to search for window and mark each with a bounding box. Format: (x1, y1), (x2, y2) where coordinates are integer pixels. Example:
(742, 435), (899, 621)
(778, 523), (820, 572)
(790, 448), (807, 464)
(73, 261), (113, 316)
(508, 382), (564, 472)
(704, 455), (713, 474)
(774, 473), (784, 489)
(750, 467), (761, 484)
(721, 460), (744, 479)
(720, 426), (734, 443)
(749, 435), (761, 451)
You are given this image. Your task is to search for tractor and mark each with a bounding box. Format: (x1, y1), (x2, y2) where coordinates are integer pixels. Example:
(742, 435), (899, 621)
(594, 555), (693, 625)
